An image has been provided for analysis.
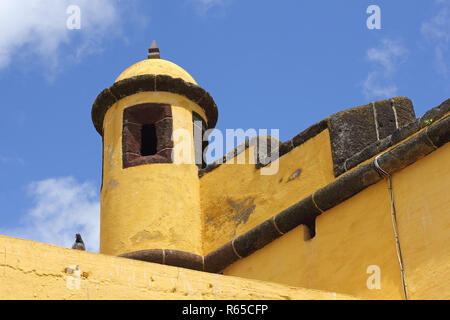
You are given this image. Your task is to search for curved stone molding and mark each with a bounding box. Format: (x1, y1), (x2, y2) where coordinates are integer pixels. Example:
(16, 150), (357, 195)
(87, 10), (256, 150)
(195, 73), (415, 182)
(119, 249), (205, 272)
(343, 98), (450, 174)
(92, 74), (218, 135)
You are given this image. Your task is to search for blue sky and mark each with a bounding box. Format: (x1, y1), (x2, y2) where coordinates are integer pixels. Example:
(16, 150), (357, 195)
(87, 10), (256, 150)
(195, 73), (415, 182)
(0, 0), (448, 251)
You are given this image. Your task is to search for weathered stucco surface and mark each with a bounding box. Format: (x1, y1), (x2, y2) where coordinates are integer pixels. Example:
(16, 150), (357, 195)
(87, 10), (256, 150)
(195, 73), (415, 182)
(101, 91), (207, 256)
(223, 143), (450, 300)
(0, 235), (357, 300)
(392, 142), (450, 299)
(200, 130), (336, 254)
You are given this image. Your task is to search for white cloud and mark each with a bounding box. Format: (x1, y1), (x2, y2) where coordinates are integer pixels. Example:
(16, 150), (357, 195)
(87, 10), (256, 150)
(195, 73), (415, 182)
(0, 177), (100, 252)
(362, 39), (408, 100)
(421, 1), (450, 77)
(362, 72), (398, 99)
(189, 0), (229, 15)
(0, 0), (121, 76)
(0, 155), (25, 165)
(366, 40), (408, 76)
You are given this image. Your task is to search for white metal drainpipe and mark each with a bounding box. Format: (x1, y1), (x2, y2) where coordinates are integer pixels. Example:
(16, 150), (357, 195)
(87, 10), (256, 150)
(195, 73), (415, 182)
(374, 155), (408, 300)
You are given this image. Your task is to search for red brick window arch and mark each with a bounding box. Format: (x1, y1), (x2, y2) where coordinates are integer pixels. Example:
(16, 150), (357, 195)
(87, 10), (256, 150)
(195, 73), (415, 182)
(122, 103), (173, 168)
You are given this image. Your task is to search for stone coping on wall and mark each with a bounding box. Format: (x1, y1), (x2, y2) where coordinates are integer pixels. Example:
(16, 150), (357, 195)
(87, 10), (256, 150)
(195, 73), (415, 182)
(91, 74), (218, 135)
(343, 98), (449, 174)
(198, 135), (286, 178)
(120, 112), (449, 273)
(198, 120), (328, 178)
(199, 98), (449, 179)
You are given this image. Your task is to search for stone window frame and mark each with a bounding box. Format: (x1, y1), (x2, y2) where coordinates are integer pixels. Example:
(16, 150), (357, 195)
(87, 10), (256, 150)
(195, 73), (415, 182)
(122, 103), (174, 169)
(193, 111), (208, 169)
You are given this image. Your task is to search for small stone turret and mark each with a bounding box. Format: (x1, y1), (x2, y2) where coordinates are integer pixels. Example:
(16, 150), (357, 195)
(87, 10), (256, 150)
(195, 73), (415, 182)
(91, 42), (218, 257)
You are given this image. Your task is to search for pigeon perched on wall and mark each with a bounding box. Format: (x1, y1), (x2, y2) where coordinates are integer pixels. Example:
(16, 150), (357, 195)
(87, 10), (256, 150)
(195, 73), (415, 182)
(72, 233), (86, 251)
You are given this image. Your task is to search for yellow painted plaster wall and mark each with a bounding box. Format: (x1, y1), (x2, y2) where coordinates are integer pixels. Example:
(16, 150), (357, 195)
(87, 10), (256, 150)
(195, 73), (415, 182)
(200, 130), (336, 254)
(392, 143), (450, 300)
(0, 235), (358, 300)
(223, 182), (403, 299)
(101, 92), (207, 256)
(223, 144), (450, 300)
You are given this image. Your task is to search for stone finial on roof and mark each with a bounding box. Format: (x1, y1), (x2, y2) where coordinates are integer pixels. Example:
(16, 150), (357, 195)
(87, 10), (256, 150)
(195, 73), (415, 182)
(148, 40), (160, 59)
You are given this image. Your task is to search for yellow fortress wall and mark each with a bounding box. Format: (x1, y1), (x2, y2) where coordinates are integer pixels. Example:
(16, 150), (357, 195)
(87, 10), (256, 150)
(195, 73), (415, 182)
(0, 235), (357, 300)
(392, 143), (450, 299)
(223, 143), (450, 300)
(200, 129), (336, 253)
